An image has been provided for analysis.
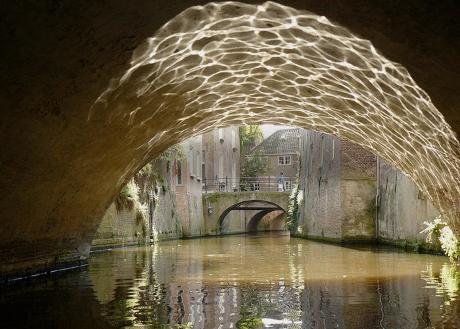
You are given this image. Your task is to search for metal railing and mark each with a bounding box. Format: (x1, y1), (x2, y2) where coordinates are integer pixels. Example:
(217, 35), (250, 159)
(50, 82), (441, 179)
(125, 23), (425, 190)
(203, 176), (295, 193)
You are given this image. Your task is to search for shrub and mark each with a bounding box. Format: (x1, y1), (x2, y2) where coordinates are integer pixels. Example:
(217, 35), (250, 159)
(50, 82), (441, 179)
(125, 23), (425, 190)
(421, 215), (460, 261)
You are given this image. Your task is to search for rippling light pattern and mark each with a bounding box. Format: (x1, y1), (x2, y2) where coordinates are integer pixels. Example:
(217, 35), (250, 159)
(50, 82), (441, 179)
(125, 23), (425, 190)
(93, 2), (460, 230)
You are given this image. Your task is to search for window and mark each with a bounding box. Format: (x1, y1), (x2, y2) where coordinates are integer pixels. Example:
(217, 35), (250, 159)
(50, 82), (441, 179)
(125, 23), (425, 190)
(284, 180), (291, 191)
(176, 161), (182, 185)
(251, 182), (260, 191)
(278, 155), (291, 165)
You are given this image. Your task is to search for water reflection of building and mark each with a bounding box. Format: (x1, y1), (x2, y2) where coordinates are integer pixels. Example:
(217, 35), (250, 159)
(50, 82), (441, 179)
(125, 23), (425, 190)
(87, 238), (460, 329)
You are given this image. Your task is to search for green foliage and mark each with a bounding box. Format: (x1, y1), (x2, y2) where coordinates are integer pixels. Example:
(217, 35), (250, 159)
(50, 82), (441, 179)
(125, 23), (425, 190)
(239, 125), (263, 154)
(115, 180), (139, 211)
(204, 192), (222, 204)
(287, 178), (303, 234)
(159, 145), (185, 163)
(236, 316), (263, 329)
(240, 125), (268, 178)
(158, 323), (192, 329)
(421, 216), (460, 261)
(241, 151), (268, 178)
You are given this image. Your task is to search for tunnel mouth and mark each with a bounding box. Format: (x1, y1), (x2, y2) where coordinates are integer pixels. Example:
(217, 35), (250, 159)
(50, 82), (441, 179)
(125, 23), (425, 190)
(92, 0), (459, 231)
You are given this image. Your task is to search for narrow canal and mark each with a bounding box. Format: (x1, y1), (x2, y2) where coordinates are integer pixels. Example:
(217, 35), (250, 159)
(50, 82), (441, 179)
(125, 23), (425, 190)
(2, 233), (460, 328)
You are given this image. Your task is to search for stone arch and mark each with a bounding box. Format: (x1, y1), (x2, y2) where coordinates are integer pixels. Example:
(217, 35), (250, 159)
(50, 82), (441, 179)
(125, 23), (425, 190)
(92, 1), (460, 230)
(217, 199), (286, 234)
(1, 1), (460, 276)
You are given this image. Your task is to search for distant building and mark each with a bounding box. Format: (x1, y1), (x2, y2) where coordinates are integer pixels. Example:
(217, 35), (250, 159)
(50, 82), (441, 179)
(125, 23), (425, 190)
(202, 127), (240, 192)
(296, 130), (377, 241)
(172, 135), (204, 237)
(246, 128), (301, 191)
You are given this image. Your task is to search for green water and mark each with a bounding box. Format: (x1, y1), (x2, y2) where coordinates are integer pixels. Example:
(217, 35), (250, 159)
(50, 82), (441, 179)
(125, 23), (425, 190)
(2, 233), (460, 328)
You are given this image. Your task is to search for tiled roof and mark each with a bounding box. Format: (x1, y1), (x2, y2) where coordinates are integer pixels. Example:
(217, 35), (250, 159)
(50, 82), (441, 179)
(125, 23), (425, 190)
(249, 128), (301, 155)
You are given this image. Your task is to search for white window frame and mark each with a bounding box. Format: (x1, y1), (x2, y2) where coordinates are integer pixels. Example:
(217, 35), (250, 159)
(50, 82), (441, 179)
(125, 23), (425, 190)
(251, 182), (260, 191)
(284, 180), (291, 191)
(278, 155), (291, 165)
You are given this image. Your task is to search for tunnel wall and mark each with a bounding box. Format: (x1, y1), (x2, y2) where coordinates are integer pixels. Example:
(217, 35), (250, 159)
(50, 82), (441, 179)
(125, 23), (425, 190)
(91, 204), (148, 249)
(296, 131), (377, 242)
(377, 159), (441, 251)
(92, 184), (183, 249)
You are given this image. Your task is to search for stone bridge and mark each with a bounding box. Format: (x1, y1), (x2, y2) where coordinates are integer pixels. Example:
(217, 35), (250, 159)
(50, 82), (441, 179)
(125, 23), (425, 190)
(202, 192), (290, 235)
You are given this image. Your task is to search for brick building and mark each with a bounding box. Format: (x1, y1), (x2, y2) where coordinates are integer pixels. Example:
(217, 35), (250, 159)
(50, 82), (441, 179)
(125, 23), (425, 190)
(246, 128), (301, 191)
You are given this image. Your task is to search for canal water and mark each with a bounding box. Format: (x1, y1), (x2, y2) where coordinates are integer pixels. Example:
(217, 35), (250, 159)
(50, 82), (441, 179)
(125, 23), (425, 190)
(2, 233), (460, 329)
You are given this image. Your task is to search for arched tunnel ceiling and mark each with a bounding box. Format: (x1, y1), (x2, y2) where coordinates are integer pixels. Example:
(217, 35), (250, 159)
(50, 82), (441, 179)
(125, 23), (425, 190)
(0, 0), (459, 274)
(95, 1), (460, 227)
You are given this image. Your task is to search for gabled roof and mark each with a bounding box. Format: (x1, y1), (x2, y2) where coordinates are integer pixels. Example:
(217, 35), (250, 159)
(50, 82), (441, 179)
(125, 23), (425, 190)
(249, 128), (301, 155)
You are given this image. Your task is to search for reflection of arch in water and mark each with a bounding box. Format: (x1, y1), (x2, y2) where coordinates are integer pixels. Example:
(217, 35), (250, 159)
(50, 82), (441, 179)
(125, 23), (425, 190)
(218, 200), (286, 234)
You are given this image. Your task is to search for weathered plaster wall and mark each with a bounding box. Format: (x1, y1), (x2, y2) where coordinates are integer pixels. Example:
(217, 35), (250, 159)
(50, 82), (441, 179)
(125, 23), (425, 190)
(91, 204), (147, 249)
(92, 183), (183, 249)
(91, 165), (183, 248)
(377, 159), (440, 250)
(203, 127), (240, 191)
(297, 132), (442, 249)
(174, 136), (206, 238)
(296, 131), (376, 242)
(298, 132), (342, 239)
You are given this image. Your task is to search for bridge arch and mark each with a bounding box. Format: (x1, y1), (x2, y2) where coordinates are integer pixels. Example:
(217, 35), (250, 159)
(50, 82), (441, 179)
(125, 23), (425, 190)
(246, 209), (287, 233)
(1, 1), (460, 275)
(94, 1), (460, 230)
(217, 199), (286, 234)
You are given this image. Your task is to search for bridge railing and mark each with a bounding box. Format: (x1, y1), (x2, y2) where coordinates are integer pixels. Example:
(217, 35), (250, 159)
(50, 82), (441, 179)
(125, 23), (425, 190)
(203, 176), (296, 193)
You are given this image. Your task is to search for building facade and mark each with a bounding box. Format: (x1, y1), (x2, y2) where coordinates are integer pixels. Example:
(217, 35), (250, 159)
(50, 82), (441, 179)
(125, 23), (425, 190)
(93, 128), (241, 246)
(202, 127), (240, 192)
(245, 128), (301, 191)
(296, 130), (377, 242)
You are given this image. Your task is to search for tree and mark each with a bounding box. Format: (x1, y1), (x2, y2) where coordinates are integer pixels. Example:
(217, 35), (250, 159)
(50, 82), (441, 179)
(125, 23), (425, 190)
(239, 125), (263, 155)
(239, 125), (268, 179)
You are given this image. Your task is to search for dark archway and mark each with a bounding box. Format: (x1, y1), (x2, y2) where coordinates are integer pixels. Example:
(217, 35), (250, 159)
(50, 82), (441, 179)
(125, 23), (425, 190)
(246, 209), (287, 233)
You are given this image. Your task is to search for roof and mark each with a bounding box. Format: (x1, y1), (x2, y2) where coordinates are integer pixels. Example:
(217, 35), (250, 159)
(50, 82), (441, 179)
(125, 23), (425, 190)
(249, 128), (301, 155)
